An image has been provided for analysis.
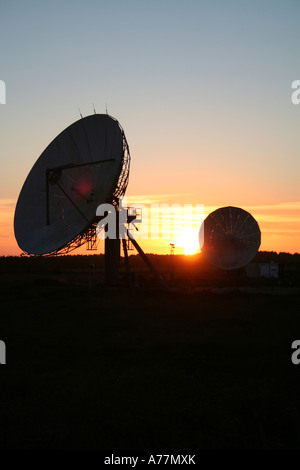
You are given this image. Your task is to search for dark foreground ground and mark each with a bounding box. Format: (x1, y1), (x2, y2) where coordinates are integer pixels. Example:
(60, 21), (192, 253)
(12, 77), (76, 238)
(1, 255), (300, 450)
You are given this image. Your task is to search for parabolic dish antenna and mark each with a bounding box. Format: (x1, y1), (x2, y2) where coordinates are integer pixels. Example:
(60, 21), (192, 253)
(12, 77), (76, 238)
(201, 206), (261, 270)
(14, 114), (130, 255)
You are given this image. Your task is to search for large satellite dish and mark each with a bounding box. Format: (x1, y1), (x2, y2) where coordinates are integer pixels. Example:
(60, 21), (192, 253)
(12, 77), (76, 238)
(14, 114), (130, 255)
(201, 206), (261, 270)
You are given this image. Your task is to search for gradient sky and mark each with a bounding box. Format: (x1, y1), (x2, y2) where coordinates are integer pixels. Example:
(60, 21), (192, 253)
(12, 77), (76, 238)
(1, 0), (299, 255)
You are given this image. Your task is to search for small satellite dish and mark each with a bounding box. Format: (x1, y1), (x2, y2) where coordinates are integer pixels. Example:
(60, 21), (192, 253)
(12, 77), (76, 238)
(14, 114), (130, 255)
(201, 206), (261, 270)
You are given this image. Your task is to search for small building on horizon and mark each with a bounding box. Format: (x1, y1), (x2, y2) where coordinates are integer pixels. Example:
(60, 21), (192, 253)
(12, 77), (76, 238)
(245, 261), (279, 278)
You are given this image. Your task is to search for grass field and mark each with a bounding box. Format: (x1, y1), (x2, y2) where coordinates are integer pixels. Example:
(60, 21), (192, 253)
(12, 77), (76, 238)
(1, 257), (300, 450)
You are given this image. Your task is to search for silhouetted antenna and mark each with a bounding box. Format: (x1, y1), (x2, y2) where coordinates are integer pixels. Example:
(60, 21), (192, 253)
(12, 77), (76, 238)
(78, 108), (83, 119)
(105, 103), (108, 115)
(169, 243), (175, 280)
(93, 103), (96, 114)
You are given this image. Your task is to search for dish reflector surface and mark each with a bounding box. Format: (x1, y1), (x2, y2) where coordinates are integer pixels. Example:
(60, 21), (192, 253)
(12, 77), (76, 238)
(14, 114), (127, 255)
(201, 206), (261, 270)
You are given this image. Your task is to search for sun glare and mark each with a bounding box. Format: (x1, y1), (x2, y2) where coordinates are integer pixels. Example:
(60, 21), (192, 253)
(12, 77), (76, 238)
(175, 228), (200, 255)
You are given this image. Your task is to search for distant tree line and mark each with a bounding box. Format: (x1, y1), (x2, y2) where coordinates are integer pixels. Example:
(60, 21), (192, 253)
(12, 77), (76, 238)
(0, 251), (299, 274)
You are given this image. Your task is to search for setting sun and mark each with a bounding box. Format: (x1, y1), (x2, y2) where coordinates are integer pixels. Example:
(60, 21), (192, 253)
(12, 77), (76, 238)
(175, 228), (200, 255)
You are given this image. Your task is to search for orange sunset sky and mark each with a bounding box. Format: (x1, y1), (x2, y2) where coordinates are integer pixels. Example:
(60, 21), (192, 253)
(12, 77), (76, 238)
(1, 1), (299, 256)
